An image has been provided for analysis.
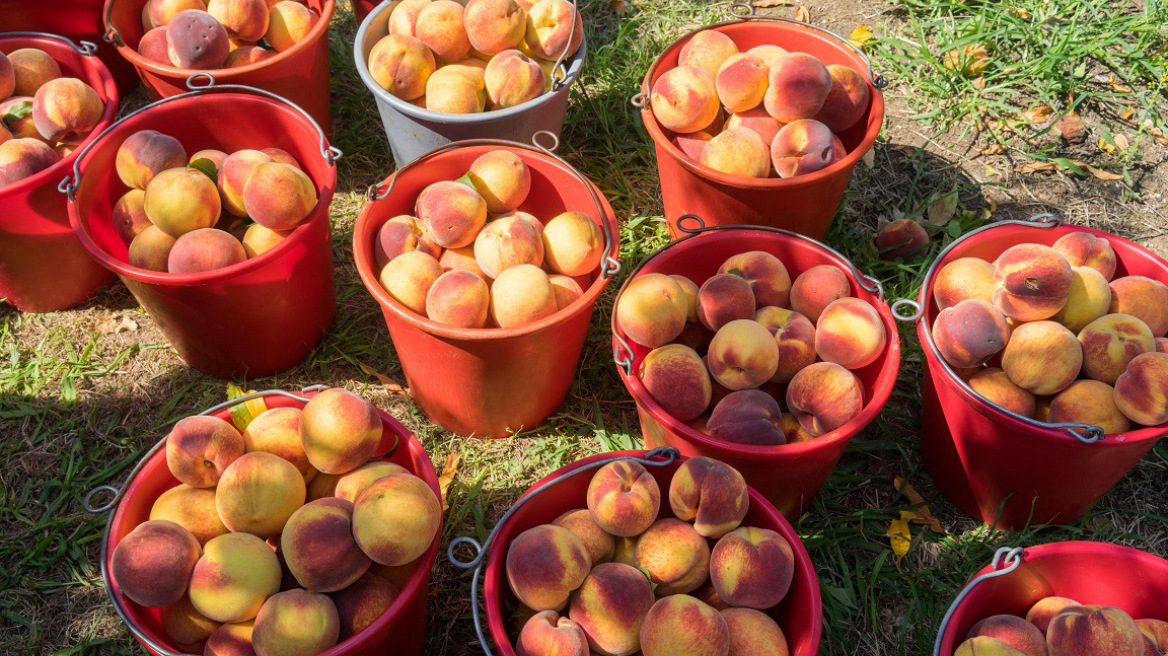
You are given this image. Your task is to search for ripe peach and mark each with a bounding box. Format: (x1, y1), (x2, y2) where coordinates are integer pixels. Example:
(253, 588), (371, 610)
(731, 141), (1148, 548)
(1109, 276), (1168, 337)
(553, 509), (614, 565)
(252, 589), (340, 656)
(331, 572), (399, 640)
(672, 130), (713, 161)
(425, 64), (487, 113)
(992, 243), (1073, 322)
(475, 214), (543, 278)
(168, 228), (247, 273)
(0, 138), (58, 185)
(150, 484), (229, 545)
(416, 0), (471, 62)
(138, 27), (173, 64)
(167, 9), (230, 69)
(299, 388), (383, 475)
(8, 48), (62, 97)
(567, 563), (654, 656)
(966, 614), (1046, 656)
(517, 610), (589, 656)
(968, 368), (1035, 418)
(381, 248), (445, 316)
(1025, 595), (1080, 634)
(0, 52), (12, 99)
(217, 149), (272, 217)
(368, 34), (436, 101)
(352, 473), (442, 566)
(639, 344), (712, 421)
(165, 415), (244, 488)
(1053, 231), (1117, 281)
(189, 533), (280, 622)
(777, 413), (815, 443)
(786, 361), (864, 436)
(281, 498), (371, 592)
(876, 219), (929, 261)
(485, 49), (545, 108)
(490, 263), (558, 327)
(31, 78), (103, 143)
(1053, 265), (1112, 333)
(745, 44), (786, 66)
(724, 107), (783, 148)
(388, 0), (431, 36)
(549, 274), (584, 310)
(707, 319), (779, 390)
(129, 225), (179, 271)
(116, 129), (187, 190)
(587, 460), (660, 537)
(542, 211), (603, 277)
(1158, 337), (1168, 354)
(1001, 320), (1082, 395)
(716, 53), (769, 113)
(216, 451), (306, 537)
(426, 269), (490, 327)
(701, 127), (770, 178)
(224, 44), (275, 67)
(161, 595), (220, 649)
(242, 161), (317, 231)
(813, 64), (869, 132)
(1047, 605), (1146, 656)
(144, 167), (222, 237)
(670, 275), (699, 321)
(1137, 619), (1168, 656)
(616, 273), (688, 348)
(678, 30), (738, 78)
(375, 215), (441, 267)
(333, 461), (408, 503)
(0, 123), (11, 147)
(506, 524), (592, 611)
(755, 307), (816, 384)
(611, 536), (638, 567)
(697, 273), (756, 331)
(722, 607), (788, 656)
(523, 0), (584, 61)
(266, 0), (319, 51)
(150, 0), (207, 25)
(1079, 313), (1155, 384)
(814, 297), (886, 370)
(932, 299), (1012, 369)
(0, 97), (43, 144)
(633, 518), (710, 595)
(1114, 352), (1168, 426)
(417, 180), (488, 248)
(242, 224), (291, 258)
(468, 149), (530, 212)
(112, 189), (151, 244)
(464, 0), (526, 56)
(207, 0), (269, 41)
(1049, 380), (1131, 434)
(771, 118), (838, 178)
(790, 264), (850, 322)
(640, 595), (729, 656)
(933, 257), (994, 310)
(709, 526), (793, 609)
(650, 66), (720, 134)
(707, 390), (785, 446)
(763, 53), (831, 123)
(954, 637), (1027, 655)
(111, 519), (201, 607)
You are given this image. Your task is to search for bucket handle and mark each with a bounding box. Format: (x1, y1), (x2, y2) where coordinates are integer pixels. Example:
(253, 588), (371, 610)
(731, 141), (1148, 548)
(366, 131), (622, 279)
(103, 1), (124, 47)
(547, 0), (581, 91)
(446, 447), (681, 656)
(931, 546), (1025, 656)
(0, 31), (100, 56)
(612, 214), (884, 375)
(892, 214), (1107, 445)
(59, 73), (342, 202)
(86, 385), (327, 656)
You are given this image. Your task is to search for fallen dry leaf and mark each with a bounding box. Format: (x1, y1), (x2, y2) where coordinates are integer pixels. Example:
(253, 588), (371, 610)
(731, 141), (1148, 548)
(97, 314), (139, 335)
(437, 452), (462, 512)
(1108, 76), (1133, 94)
(1021, 105), (1052, 124)
(794, 4), (810, 22)
(886, 510), (913, 561)
(1055, 111), (1087, 144)
(1084, 164), (1124, 181)
(1143, 121), (1168, 145)
(848, 25), (874, 51)
(894, 477), (945, 534)
(1122, 106), (1135, 121)
(979, 143), (1005, 155)
(984, 194), (998, 213)
(972, 76), (986, 91)
(943, 43), (989, 77)
(608, 0), (626, 15)
(861, 147), (875, 168)
(1018, 161), (1058, 174)
(1114, 133), (1130, 150)
(358, 362), (411, 397)
(926, 192), (958, 225)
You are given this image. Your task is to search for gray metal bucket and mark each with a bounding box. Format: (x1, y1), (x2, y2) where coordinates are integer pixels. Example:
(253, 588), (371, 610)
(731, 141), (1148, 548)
(354, 0), (587, 165)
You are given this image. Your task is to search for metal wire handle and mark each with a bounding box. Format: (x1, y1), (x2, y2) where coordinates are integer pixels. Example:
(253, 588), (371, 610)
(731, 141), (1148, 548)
(1, 31), (99, 56)
(365, 131), (621, 278)
(447, 447), (681, 656)
(611, 214), (885, 375)
(547, 0), (581, 91)
(103, 1), (125, 47)
(59, 73), (342, 201)
(932, 546), (1025, 656)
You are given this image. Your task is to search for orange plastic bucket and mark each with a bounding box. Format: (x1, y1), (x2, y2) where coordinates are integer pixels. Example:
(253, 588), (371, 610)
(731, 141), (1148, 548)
(612, 217), (900, 519)
(0, 32), (119, 312)
(894, 216), (1168, 529)
(353, 136), (621, 438)
(636, 6), (886, 241)
(102, 0), (335, 130)
(88, 386), (442, 656)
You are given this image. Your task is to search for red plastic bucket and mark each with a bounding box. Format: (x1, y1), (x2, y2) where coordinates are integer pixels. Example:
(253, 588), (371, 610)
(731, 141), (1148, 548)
(932, 542), (1168, 656)
(896, 215), (1168, 529)
(349, 0), (378, 23)
(102, 0), (335, 130)
(353, 136), (621, 438)
(0, 1), (139, 94)
(66, 79), (339, 379)
(611, 218), (900, 519)
(89, 386), (441, 656)
(445, 448), (823, 655)
(637, 10), (886, 241)
(0, 32), (119, 313)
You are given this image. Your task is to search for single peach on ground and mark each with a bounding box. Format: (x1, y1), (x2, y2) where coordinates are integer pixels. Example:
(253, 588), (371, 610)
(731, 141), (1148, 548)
(1109, 276), (1168, 337)
(426, 269), (490, 328)
(161, 595), (220, 649)
(380, 250), (444, 316)
(216, 451), (306, 538)
(640, 595), (729, 656)
(111, 519), (201, 607)
(697, 273), (757, 331)
(506, 524), (592, 611)
(568, 562), (654, 656)
(707, 319), (779, 390)
(266, 0), (319, 51)
(1000, 320), (1082, 396)
(814, 297), (887, 370)
(677, 29), (739, 78)
(1078, 313), (1155, 384)
(168, 228), (247, 273)
(188, 532), (281, 622)
(299, 388), (383, 475)
(786, 361), (864, 436)
(485, 49), (546, 108)
(144, 167), (222, 237)
(281, 498), (371, 593)
(966, 614), (1046, 656)
(968, 368), (1035, 418)
(876, 219), (929, 261)
(755, 307), (817, 383)
(709, 526), (793, 610)
(650, 66), (720, 134)
(251, 589), (340, 656)
(1053, 265), (1112, 333)
(707, 390), (785, 446)
(128, 225), (179, 271)
(615, 273), (688, 348)
(1114, 352), (1168, 427)
(716, 53), (769, 113)
(1049, 380), (1131, 434)
(1047, 605), (1146, 656)
(8, 48), (61, 97)
(634, 518), (711, 595)
(763, 53), (831, 123)
(353, 473), (442, 566)
(150, 484), (229, 545)
(701, 127), (770, 178)
(934, 257), (997, 310)
(790, 264), (851, 322)
(116, 129), (187, 190)
(490, 264), (559, 328)
(673, 130), (713, 161)
(31, 78), (103, 144)
(331, 571), (399, 640)
(931, 299), (1012, 369)
(639, 344), (712, 421)
(724, 107), (783, 148)
(167, 9), (231, 69)
(771, 118), (839, 178)
(524, 0), (584, 61)
(474, 214), (543, 278)
(587, 460), (660, 537)
(517, 610), (589, 656)
(992, 243), (1074, 321)
(1052, 231), (1117, 281)
(1025, 595), (1080, 634)
(165, 415), (244, 488)
(549, 275), (584, 310)
(369, 33), (436, 101)
(553, 509), (614, 565)
(468, 149), (530, 212)
(417, 180), (488, 248)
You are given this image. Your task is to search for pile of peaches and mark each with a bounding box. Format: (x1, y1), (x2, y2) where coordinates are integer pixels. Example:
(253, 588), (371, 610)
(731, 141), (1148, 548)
(110, 389), (441, 656)
(367, 0), (582, 113)
(931, 231), (1168, 432)
(111, 128), (319, 274)
(954, 596), (1168, 656)
(616, 251), (887, 445)
(510, 456), (796, 656)
(136, 0), (320, 70)
(376, 149), (603, 329)
(0, 47), (105, 186)
(649, 29), (869, 179)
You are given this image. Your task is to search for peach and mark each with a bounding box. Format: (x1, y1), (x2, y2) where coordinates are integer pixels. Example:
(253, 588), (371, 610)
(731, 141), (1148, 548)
(217, 149), (272, 217)
(331, 572), (399, 640)
(0, 137), (57, 184)
(352, 473), (441, 566)
(633, 518), (710, 595)
(763, 53), (831, 123)
(144, 167), (222, 237)
(485, 49), (546, 108)
(1047, 605), (1145, 656)
(707, 390), (785, 446)
(425, 65), (487, 113)
(506, 524), (592, 610)
(777, 412), (815, 443)
(707, 319), (779, 390)
(814, 297), (886, 370)
(161, 595), (220, 649)
(587, 460), (660, 537)
(208, 0), (269, 41)
(542, 211), (603, 277)
(8, 48), (61, 97)
(701, 127), (770, 178)
(281, 498), (371, 593)
(722, 607), (788, 656)
(813, 64), (869, 132)
(1137, 620), (1168, 656)
(490, 263), (559, 327)
(1053, 265), (1112, 333)
(225, 44), (275, 67)
(640, 595), (729, 656)
(992, 243), (1074, 321)
(464, 0), (526, 56)
(678, 30), (738, 78)
(388, 0), (431, 36)
(266, 1), (319, 52)
(670, 275), (699, 321)
(1158, 337), (1168, 354)
(650, 66), (720, 134)
(441, 244), (487, 278)
(697, 274), (755, 331)
(524, 0), (583, 61)
(216, 451), (306, 537)
(368, 34), (436, 101)
(427, 269), (490, 327)
(298, 388), (383, 475)
(517, 610), (590, 656)
(375, 215), (441, 267)
(417, 180), (488, 248)
(150, 0), (207, 25)
(616, 273), (688, 348)
(150, 484), (229, 545)
(790, 264), (851, 322)
(1026, 595), (1080, 634)
(611, 536), (638, 566)
(932, 299), (1012, 369)
(876, 219), (929, 261)
(333, 461), (408, 503)
(128, 225), (179, 271)
(568, 563), (654, 656)
(745, 44), (786, 66)
(549, 274), (584, 309)
(111, 519), (201, 607)
(416, 0), (471, 62)
(0, 51), (13, 99)
(191, 148), (228, 170)
(165, 415), (244, 488)
(381, 250), (444, 316)
(1079, 313), (1155, 384)
(968, 368), (1035, 418)
(468, 149), (530, 212)
(787, 361), (864, 436)
(1114, 352), (1168, 426)
(966, 614), (1046, 656)
(771, 118), (838, 178)
(709, 526), (793, 609)
(1109, 276), (1168, 337)
(139, 27), (173, 63)
(251, 589), (339, 656)
(116, 129), (187, 190)
(1053, 231), (1117, 281)
(0, 97), (43, 143)
(724, 107), (783, 147)
(260, 147), (300, 168)
(552, 509), (614, 565)
(168, 228), (247, 273)
(167, 9), (230, 69)
(242, 224), (291, 258)
(112, 189), (151, 244)
(1049, 379), (1131, 434)
(954, 638), (1027, 656)
(475, 214), (544, 278)
(31, 78), (102, 143)
(639, 344), (712, 421)
(242, 162), (317, 231)
(1001, 321), (1082, 395)
(673, 130), (713, 161)
(716, 53), (769, 113)
(0, 123), (11, 147)
(754, 307), (816, 384)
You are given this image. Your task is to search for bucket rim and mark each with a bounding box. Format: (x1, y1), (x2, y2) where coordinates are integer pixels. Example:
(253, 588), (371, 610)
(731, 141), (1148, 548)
(612, 221), (902, 458)
(638, 18), (884, 192)
(353, 142), (621, 343)
(911, 216), (1168, 447)
(65, 91), (338, 287)
(101, 0), (336, 79)
(353, 0), (587, 125)
(0, 32), (120, 200)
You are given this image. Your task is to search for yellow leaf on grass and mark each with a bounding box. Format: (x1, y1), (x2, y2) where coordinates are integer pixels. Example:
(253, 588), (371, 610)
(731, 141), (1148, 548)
(1099, 137), (1116, 154)
(358, 362), (411, 397)
(848, 25), (874, 51)
(1121, 106), (1135, 121)
(437, 452), (462, 512)
(886, 510), (914, 561)
(1020, 105), (1052, 124)
(894, 477), (946, 534)
(794, 5), (810, 22)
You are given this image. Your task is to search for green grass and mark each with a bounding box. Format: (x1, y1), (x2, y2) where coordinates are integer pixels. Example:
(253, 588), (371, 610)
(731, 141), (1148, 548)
(2, 1), (1168, 655)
